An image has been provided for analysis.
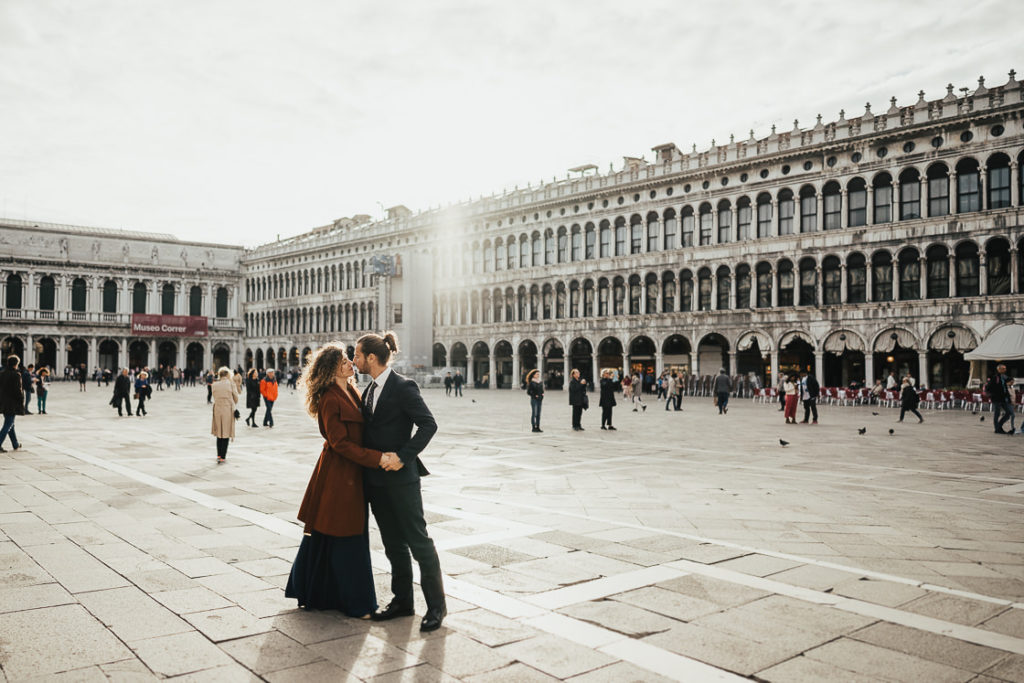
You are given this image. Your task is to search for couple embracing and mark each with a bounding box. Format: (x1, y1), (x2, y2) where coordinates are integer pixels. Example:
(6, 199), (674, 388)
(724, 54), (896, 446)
(285, 332), (447, 632)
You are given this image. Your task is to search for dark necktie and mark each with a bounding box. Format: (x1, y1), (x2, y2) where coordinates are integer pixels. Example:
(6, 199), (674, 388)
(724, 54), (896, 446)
(364, 381), (377, 417)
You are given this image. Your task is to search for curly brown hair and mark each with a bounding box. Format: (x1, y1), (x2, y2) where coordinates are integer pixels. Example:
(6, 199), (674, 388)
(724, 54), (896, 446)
(298, 342), (352, 417)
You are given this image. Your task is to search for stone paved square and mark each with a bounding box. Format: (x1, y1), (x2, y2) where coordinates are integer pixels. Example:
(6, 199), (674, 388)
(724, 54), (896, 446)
(0, 382), (1022, 681)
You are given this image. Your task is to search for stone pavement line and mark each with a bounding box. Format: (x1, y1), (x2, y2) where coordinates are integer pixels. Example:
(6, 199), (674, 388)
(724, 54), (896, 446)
(523, 566), (687, 610)
(19, 438), (748, 681)
(441, 489), (1024, 611)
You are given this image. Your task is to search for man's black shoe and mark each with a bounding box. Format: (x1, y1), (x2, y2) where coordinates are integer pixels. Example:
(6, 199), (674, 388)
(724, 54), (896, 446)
(420, 606), (446, 632)
(371, 601), (414, 621)
(995, 429), (1007, 434)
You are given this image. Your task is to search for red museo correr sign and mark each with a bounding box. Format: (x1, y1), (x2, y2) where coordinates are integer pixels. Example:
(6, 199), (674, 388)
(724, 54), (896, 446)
(130, 314), (209, 337)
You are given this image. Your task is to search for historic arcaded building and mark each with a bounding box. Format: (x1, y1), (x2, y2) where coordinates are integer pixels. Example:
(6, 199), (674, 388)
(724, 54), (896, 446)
(3, 71), (1023, 390)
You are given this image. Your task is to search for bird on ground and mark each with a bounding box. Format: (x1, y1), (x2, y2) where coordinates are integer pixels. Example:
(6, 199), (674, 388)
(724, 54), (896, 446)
(858, 427), (867, 435)
(871, 412), (879, 416)
(779, 439), (789, 447)
(888, 428), (895, 435)
(980, 416), (985, 422)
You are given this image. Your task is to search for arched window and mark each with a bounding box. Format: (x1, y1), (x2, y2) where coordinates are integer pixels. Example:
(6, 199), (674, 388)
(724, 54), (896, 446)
(681, 207), (695, 246)
(956, 158), (981, 213)
(926, 245), (950, 299)
(661, 271), (676, 312)
(697, 268), (712, 310)
(927, 163), (950, 217)
(698, 203), (713, 245)
(799, 186), (817, 233)
(646, 213), (659, 252)
(612, 276), (625, 315)
(519, 238), (530, 269)
(897, 249), (920, 300)
(847, 178), (867, 227)
(5, 273), (22, 309)
(39, 275), (55, 311)
(555, 283), (566, 318)
(756, 193), (772, 237)
(161, 283), (175, 315)
(899, 169), (921, 220)
(663, 209), (677, 249)
(777, 260), (794, 306)
(495, 239), (505, 271)
(532, 232), (543, 266)
(645, 273), (658, 312)
(542, 284), (553, 319)
(583, 279), (595, 317)
(798, 258), (817, 305)
(615, 217), (628, 256)
(872, 252), (893, 301)
(569, 281), (580, 318)
(584, 223), (596, 259)
(473, 243), (483, 273)
(529, 286), (540, 320)
(630, 215), (643, 254)
(735, 264), (751, 308)
(778, 189), (795, 235)
(736, 197), (752, 240)
(822, 182), (841, 230)
(570, 226), (582, 261)
(189, 286), (202, 316)
(873, 173), (893, 224)
(599, 220), (612, 257)
(847, 253), (866, 303)
(544, 230), (555, 265)
(71, 278), (86, 312)
(556, 227), (568, 263)
(987, 238), (1011, 295)
(628, 275), (642, 314)
(822, 256), (841, 305)
(103, 280), (117, 313)
(755, 262), (772, 308)
(216, 287), (228, 318)
(484, 241), (494, 273)
(955, 242), (979, 296)
(717, 200), (731, 243)
(597, 278), (610, 316)
(988, 154), (1011, 209)
(679, 270), (693, 311)
(133, 282), (147, 314)
(716, 266), (730, 310)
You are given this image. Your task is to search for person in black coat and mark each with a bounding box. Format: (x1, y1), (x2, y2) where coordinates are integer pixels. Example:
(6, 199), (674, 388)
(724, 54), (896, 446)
(801, 371), (820, 424)
(599, 369), (617, 430)
(244, 368), (261, 427)
(0, 355), (25, 452)
(898, 379), (923, 423)
(353, 332), (445, 632)
(525, 368), (544, 432)
(112, 368), (133, 416)
(568, 368), (588, 431)
(20, 364), (34, 414)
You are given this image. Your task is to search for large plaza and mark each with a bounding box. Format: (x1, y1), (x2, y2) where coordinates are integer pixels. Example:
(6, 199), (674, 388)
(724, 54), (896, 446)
(1, 382), (1022, 681)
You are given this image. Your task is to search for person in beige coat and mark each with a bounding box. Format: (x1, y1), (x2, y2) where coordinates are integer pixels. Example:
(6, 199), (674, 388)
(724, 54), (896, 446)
(211, 367), (239, 463)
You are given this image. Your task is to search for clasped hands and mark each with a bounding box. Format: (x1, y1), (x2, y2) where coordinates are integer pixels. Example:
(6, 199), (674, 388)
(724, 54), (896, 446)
(379, 452), (403, 471)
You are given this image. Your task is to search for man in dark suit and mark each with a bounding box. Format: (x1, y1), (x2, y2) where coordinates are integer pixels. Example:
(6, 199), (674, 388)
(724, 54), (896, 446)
(353, 332), (445, 631)
(568, 368), (587, 430)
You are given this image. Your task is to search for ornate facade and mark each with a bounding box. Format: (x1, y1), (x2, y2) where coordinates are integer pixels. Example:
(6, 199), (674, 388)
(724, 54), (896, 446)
(0, 219), (243, 376)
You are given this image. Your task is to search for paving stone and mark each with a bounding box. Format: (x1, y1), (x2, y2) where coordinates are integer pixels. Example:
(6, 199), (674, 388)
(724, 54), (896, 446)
(673, 543), (750, 564)
(219, 631), (321, 675)
(159, 662), (262, 682)
(498, 635), (617, 679)
(565, 661), (674, 682)
(370, 663), (460, 682)
(712, 553), (805, 577)
(831, 576), (930, 606)
(756, 654), (880, 682)
(0, 604), (132, 678)
(263, 660), (360, 682)
(20, 665), (109, 682)
(130, 631), (234, 677)
(77, 586), (193, 642)
(459, 567), (556, 593)
(270, 609), (367, 645)
(150, 586), (234, 614)
(463, 662), (559, 682)
(559, 599), (677, 637)
(655, 573), (772, 607)
(403, 632), (513, 678)
(309, 633), (417, 679)
(901, 593), (1010, 626)
(231, 557), (292, 577)
(205, 545), (276, 563)
(23, 541), (129, 593)
(196, 567), (276, 595)
(850, 621), (1009, 673)
(642, 622), (809, 676)
(227, 587), (297, 618)
(124, 567), (199, 592)
(448, 543), (537, 567)
(442, 608), (538, 647)
(982, 654), (1024, 681)
(167, 556), (236, 578)
(98, 657), (161, 681)
(182, 606), (274, 642)
(0, 548), (56, 589)
(803, 637), (975, 682)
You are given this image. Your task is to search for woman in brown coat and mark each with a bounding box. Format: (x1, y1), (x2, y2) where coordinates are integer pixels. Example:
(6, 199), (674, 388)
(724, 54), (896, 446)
(285, 343), (397, 617)
(211, 367), (239, 462)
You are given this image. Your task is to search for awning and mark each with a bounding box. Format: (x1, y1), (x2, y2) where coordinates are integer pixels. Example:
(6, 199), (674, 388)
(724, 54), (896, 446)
(873, 328), (918, 352)
(964, 324), (1024, 361)
(928, 326), (977, 352)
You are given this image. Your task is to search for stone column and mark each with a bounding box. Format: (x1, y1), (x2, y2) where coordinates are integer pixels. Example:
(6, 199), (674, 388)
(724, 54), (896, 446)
(1011, 161), (1021, 207)
(770, 349), (779, 388)
(815, 193), (824, 232)
(866, 261), (874, 301)
(979, 253), (988, 296)
(1011, 249), (1019, 294)
(730, 206), (738, 241)
(511, 352), (519, 391)
(178, 337), (186, 370)
(656, 282), (663, 314)
(120, 336), (129, 370)
(814, 351), (824, 383)
(917, 351), (928, 387)
(727, 351), (736, 376)
(25, 333), (33, 365)
(919, 256), (928, 299)
(770, 199), (778, 237)
(467, 357), (475, 389)
(979, 165), (987, 210)
(709, 275), (718, 311)
(839, 189), (848, 229)
(730, 274), (737, 309)
(865, 353), (875, 386)
(591, 354), (599, 391)
(655, 351), (664, 380)
(770, 269), (778, 308)
(488, 350), (496, 389)
(91, 337), (100, 371)
(866, 185), (875, 225)
(892, 180), (900, 221)
(840, 264), (847, 303)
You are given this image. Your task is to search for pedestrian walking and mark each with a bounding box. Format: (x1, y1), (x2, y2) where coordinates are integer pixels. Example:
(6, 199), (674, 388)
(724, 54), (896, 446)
(898, 378), (924, 423)
(112, 369), (133, 416)
(713, 368), (731, 415)
(0, 355), (25, 452)
(568, 368), (587, 431)
(800, 371), (819, 425)
(526, 369), (544, 432)
(21, 364), (35, 414)
(260, 368), (278, 427)
(622, 373), (633, 403)
(36, 368), (49, 414)
(244, 368), (261, 427)
(78, 364), (87, 392)
(443, 372), (452, 396)
(1005, 378), (1018, 435)
(988, 364), (1015, 435)
(205, 369), (215, 404)
(630, 372), (646, 412)
(453, 370), (463, 397)
(783, 374), (798, 424)
(134, 371), (151, 417)
(211, 367), (239, 462)
(599, 369), (616, 430)
(664, 372), (678, 411)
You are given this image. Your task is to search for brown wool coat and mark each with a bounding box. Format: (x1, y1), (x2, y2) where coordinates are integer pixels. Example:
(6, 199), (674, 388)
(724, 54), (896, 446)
(210, 378), (239, 438)
(297, 382), (383, 537)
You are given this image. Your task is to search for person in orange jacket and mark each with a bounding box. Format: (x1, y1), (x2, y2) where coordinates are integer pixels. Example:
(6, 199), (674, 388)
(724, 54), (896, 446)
(260, 369), (278, 427)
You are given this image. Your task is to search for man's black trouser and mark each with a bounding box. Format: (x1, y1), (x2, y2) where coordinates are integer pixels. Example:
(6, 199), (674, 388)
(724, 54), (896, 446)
(571, 405), (583, 429)
(803, 398), (818, 422)
(366, 482), (445, 611)
(114, 394), (132, 415)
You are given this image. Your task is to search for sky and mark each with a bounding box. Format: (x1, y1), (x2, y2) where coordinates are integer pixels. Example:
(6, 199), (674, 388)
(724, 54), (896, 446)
(0, 0), (1017, 247)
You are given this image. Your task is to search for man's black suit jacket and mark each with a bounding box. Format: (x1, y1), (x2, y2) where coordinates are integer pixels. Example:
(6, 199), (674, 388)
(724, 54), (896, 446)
(362, 371), (437, 487)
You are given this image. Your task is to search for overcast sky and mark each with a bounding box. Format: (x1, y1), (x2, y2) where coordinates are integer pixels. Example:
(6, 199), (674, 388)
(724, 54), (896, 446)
(0, 0), (1017, 247)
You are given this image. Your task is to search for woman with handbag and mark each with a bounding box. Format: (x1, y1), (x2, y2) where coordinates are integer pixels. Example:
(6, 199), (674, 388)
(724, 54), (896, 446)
(599, 369), (617, 430)
(134, 371), (151, 417)
(211, 367), (239, 462)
